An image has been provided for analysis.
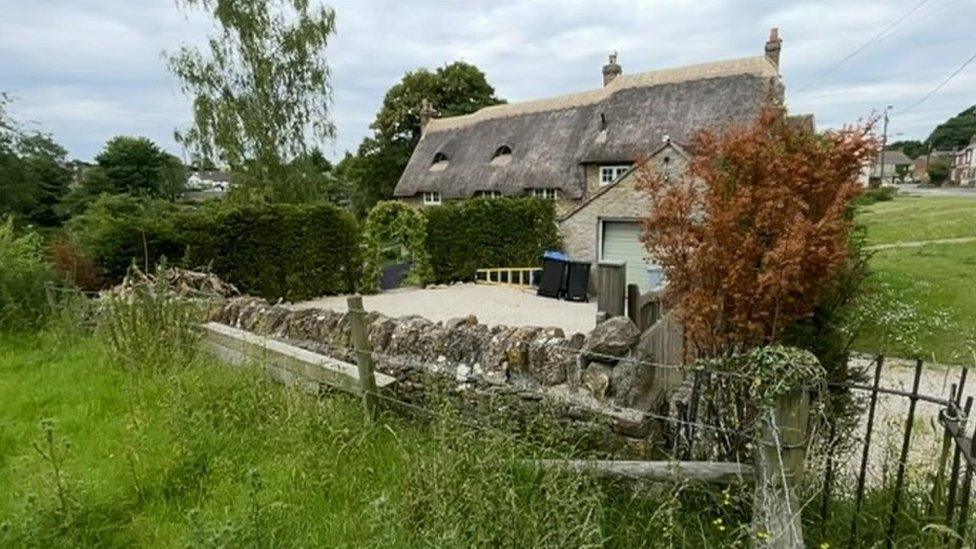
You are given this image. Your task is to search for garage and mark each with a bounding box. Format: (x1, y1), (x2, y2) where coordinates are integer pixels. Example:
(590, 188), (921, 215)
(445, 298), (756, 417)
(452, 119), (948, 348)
(599, 220), (662, 293)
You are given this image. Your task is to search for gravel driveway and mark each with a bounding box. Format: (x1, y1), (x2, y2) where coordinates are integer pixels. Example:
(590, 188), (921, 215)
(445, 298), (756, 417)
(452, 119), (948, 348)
(291, 283), (598, 336)
(292, 284), (970, 483)
(837, 356), (973, 484)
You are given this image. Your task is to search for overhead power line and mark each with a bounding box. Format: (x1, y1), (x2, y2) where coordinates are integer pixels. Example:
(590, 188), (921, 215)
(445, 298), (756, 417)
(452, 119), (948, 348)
(794, 0), (932, 95)
(900, 49), (976, 114)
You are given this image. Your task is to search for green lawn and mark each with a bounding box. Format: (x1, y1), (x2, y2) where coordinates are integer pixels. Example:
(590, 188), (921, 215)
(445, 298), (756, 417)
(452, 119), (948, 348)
(0, 330), (749, 547)
(855, 196), (976, 362)
(858, 196), (976, 245)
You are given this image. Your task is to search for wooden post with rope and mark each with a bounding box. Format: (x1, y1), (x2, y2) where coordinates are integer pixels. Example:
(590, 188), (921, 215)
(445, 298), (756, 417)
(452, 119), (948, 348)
(347, 295), (379, 421)
(753, 387), (810, 548)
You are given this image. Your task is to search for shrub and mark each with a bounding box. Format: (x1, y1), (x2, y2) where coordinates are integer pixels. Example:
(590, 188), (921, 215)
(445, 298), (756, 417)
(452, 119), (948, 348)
(853, 186), (897, 207)
(48, 237), (101, 291)
(66, 194), (184, 283)
(424, 197), (561, 283)
(184, 203), (361, 301)
(636, 106), (876, 355)
(97, 265), (203, 372)
(0, 218), (58, 330)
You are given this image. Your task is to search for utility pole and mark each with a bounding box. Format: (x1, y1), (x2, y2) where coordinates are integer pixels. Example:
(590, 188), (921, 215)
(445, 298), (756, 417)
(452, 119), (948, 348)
(877, 105), (892, 188)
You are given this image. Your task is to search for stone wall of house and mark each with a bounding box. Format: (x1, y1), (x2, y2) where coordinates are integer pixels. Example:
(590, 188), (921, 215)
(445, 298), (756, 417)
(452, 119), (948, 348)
(559, 150), (687, 267)
(210, 297), (682, 455)
(560, 172), (648, 265)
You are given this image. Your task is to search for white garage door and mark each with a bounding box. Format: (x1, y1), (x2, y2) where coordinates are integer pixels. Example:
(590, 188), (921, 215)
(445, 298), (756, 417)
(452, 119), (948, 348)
(600, 220), (662, 293)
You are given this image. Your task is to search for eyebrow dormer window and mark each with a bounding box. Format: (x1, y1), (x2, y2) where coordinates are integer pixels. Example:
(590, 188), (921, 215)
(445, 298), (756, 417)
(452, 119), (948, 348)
(490, 145), (512, 166)
(430, 152), (449, 171)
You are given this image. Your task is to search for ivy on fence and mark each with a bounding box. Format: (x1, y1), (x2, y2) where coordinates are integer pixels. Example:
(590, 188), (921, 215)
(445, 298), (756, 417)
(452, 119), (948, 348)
(360, 201), (432, 294)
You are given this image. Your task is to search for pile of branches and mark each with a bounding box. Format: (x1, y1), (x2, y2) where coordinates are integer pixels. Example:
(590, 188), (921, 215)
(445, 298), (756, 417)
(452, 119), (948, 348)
(103, 266), (240, 300)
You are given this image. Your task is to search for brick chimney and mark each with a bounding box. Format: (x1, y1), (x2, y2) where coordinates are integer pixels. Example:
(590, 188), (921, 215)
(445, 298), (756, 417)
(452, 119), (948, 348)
(419, 98), (437, 135)
(765, 28), (782, 70)
(602, 52), (622, 86)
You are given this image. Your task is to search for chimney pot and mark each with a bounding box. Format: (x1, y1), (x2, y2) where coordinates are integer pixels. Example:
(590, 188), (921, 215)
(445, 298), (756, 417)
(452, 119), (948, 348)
(419, 98), (437, 135)
(765, 27), (783, 70)
(602, 52), (622, 86)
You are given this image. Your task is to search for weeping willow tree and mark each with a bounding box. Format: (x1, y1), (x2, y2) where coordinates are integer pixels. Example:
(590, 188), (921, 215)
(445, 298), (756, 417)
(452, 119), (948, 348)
(166, 0), (337, 203)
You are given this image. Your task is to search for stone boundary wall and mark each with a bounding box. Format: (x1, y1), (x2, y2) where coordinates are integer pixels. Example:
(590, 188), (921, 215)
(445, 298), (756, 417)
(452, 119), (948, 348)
(210, 298), (681, 454)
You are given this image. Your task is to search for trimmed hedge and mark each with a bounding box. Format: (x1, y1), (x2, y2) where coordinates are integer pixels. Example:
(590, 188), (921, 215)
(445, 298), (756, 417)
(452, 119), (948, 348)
(69, 197), (361, 301)
(66, 194), (186, 282)
(424, 197), (561, 283)
(184, 203), (361, 301)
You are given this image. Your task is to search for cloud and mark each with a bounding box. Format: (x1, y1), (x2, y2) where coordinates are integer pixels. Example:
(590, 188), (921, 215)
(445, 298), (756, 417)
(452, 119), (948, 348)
(1, 0), (973, 161)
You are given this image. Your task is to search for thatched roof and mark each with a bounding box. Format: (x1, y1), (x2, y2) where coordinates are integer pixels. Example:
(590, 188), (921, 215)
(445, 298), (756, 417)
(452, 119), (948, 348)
(395, 55), (782, 199)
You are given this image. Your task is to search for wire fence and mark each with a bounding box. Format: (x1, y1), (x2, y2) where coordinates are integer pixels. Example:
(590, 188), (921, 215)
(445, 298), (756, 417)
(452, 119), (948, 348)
(47, 287), (976, 546)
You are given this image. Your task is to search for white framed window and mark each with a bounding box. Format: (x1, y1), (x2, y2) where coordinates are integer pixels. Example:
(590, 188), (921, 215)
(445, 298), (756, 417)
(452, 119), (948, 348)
(532, 188), (557, 200)
(423, 191), (442, 205)
(599, 165), (631, 186)
(475, 190), (502, 199)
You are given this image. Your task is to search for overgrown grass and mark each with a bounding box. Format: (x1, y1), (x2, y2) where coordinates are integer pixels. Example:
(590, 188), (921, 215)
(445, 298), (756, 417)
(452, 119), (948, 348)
(0, 328), (765, 547)
(855, 197), (976, 362)
(857, 244), (976, 362)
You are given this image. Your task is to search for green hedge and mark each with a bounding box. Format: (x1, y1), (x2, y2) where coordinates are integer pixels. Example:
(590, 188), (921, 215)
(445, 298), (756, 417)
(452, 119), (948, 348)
(184, 203), (361, 301)
(66, 194), (186, 282)
(69, 197), (361, 301)
(424, 198), (561, 283)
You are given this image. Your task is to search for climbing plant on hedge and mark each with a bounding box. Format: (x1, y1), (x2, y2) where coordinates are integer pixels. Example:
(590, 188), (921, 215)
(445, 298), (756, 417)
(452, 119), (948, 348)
(360, 200), (432, 293)
(424, 197), (561, 283)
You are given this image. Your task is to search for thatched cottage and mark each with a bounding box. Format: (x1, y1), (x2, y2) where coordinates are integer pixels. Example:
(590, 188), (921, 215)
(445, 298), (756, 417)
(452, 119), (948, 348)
(394, 29), (798, 292)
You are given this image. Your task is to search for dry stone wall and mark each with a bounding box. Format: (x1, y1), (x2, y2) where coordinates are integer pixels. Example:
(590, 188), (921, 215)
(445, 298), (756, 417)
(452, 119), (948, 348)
(210, 298), (688, 453)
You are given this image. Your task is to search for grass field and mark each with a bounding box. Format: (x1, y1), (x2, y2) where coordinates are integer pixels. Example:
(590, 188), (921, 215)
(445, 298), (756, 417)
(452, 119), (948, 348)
(856, 195), (976, 362)
(0, 329), (760, 547)
(857, 196), (976, 245)
(0, 330), (950, 547)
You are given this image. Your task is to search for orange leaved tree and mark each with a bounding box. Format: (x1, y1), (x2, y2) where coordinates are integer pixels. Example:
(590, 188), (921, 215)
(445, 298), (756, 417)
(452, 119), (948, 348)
(637, 107), (877, 357)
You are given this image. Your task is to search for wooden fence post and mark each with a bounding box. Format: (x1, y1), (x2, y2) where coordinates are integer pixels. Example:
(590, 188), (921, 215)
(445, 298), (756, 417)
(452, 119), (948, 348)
(753, 387), (810, 548)
(596, 261), (625, 319)
(627, 283), (640, 328)
(347, 295), (379, 421)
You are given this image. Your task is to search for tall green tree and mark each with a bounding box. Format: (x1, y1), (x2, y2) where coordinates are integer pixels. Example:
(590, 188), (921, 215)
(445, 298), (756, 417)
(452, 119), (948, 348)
(886, 139), (928, 159)
(343, 61), (503, 216)
(20, 134), (71, 226)
(373, 62), (503, 146)
(58, 136), (182, 218)
(0, 95), (71, 225)
(166, 0), (337, 203)
(0, 97), (30, 218)
(289, 149), (349, 206)
(158, 153), (189, 201)
(928, 105), (976, 151)
(94, 136), (169, 196)
(337, 137), (413, 216)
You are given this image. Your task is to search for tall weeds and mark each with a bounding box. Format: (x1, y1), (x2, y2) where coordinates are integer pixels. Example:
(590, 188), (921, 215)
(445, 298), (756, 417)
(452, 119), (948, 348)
(97, 265), (204, 372)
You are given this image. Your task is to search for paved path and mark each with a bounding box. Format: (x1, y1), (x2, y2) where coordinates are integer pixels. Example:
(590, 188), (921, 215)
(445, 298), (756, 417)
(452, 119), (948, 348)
(865, 236), (976, 251)
(899, 183), (976, 198)
(291, 283), (598, 335)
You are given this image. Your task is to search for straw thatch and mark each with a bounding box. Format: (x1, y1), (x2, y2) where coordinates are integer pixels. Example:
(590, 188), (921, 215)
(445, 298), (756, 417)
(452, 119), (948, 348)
(395, 56), (782, 200)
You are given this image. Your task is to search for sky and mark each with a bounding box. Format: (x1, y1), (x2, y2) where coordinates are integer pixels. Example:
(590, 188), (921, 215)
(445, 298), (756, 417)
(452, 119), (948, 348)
(2, 0), (974, 163)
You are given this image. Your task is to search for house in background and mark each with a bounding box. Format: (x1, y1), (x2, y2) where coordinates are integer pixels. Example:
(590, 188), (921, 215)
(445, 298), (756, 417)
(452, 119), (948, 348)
(395, 29), (801, 293)
(869, 150), (914, 186)
(952, 138), (976, 186)
(914, 150), (956, 185)
(64, 159), (94, 189)
(183, 170), (234, 201)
